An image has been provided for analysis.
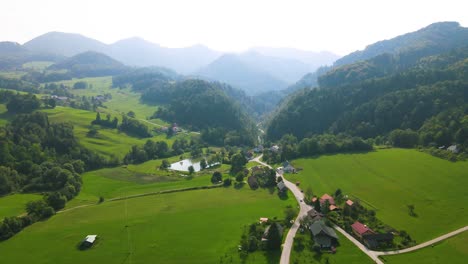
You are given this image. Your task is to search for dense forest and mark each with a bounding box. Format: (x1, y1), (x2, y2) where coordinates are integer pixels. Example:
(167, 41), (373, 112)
(267, 46), (468, 154)
(112, 70), (258, 146)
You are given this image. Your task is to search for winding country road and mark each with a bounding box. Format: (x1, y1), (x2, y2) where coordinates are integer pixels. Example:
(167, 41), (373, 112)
(252, 154), (468, 264)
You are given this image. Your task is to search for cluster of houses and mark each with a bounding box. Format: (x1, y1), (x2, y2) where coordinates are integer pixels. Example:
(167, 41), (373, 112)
(160, 123), (181, 134)
(307, 193), (393, 250)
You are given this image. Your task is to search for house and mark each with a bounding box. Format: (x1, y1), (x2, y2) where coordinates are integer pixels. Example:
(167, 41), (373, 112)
(262, 223), (284, 241)
(307, 209), (324, 222)
(363, 233), (394, 249)
(282, 161), (296, 173)
(259, 217), (269, 224)
(329, 205), (339, 211)
(245, 151), (254, 160)
(253, 145), (264, 153)
(351, 221), (375, 239)
(277, 181), (287, 192)
(447, 145), (459, 154)
(81, 235), (97, 249)
(346, 199), (354, 207)
(320, 194), (336, 205)
(270, 145), (280, 152)
(276, 166), (283, 174)
(309, 221), (338, 249)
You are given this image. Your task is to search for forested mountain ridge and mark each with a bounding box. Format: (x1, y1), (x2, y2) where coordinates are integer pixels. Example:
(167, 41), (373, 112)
(266, 46), (468, 153)
(0, 41), (64, 70)
(112, 70), (257, 146)
(289, 22), (468, 93)
(334, 22), (468, 67)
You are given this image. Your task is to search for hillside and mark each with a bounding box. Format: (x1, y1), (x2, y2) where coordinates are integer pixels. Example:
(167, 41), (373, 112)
(23, 31), (107, 56)
(266, 46), (468, 151)
(334, 22), (468, 67)
(0, 41), (63, 70)
(49, 51), (128, 77)
(288, 22), (468, 92)
(196, 53), (291, 95)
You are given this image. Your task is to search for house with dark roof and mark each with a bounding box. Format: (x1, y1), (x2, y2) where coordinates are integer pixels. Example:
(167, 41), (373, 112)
(277, 181), (287, 192)
(351, 221), (375, 239)
(309, 221), (338, 249)
(363, 233), (394, 249)
(307, 209), (324, 222)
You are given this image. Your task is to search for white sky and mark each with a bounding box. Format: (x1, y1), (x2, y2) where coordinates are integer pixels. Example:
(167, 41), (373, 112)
(1, 0), (467, 55)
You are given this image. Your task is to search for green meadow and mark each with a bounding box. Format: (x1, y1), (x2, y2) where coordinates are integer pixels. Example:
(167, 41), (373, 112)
(286, 148), (468, 243)
(0, 187), (295, 264)
(0, 194), (42, 218)
(50, 76), (164, 122)
(41, 106), (189, 159)
(381, 232), (468, 264)
(22, 61), (54, 71)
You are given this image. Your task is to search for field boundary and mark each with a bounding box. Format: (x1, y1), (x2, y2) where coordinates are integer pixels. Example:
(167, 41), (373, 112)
(108, 184), (224, 201)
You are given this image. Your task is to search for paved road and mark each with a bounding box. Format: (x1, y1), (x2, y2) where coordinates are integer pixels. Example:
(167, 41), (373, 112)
(251, 155), (468, 264)
(252, 155), (310, 264)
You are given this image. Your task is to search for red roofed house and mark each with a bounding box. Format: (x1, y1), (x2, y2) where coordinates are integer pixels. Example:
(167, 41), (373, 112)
(320, 194), (335, 205)
(346, 199), (354, 206)
(351, 221), (375, 239)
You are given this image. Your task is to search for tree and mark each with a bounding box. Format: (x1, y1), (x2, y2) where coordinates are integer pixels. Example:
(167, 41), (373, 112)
(211, 171), (222, 183)
(200, 159), (207, 170)
(127, 111), (136, 118)
(266, 223), (282, 250)
(235, 172), (245, 183)
(160, 159), (170, 170)
(314, 199), (321, 212)
(230, 153), (247, 173)
(223, 178), (232, 186)
(407, 204), (417, 217)
(284, 207), (296, 226)
(46, 192), (67, 211)
(188, 165), (195, 175)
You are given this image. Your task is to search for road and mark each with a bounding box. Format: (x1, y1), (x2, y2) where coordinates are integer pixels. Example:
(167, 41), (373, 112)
(252, 155), (310, 264)
(251, 155), (468, 264)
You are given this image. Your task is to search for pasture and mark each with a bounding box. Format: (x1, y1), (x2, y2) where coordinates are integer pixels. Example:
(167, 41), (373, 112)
(0, 194), (42, 218)
(380, 232), (468, 264)
(49, 76), (164, 122)
(0, 187), (295, 264)
(41, 106), (189, 159)
(286, 148), (468, 243)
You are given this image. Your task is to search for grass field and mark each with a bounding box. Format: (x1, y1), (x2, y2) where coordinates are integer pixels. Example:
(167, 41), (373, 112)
(290, 231), (374, 264)
(380, 232), (468, 264)
(0, 187), (295, 264)
(50, 76), (165, 122)
(0, 194), (42, 218)
(22, 61), (54, 71)
(286, 148), (468, 243)
(41, 106), (189, 159)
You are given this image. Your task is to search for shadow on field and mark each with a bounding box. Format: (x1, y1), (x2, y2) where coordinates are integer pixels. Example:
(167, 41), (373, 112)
(264, 251), (281, 264)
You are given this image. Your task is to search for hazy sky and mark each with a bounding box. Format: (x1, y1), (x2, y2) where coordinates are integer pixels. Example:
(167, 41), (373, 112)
(2, 0), (467, 55)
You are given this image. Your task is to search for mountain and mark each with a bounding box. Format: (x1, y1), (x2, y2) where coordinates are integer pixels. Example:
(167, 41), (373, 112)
(286, 21), (468, 93)
(23, 33), (221, 74)
(24, 32), (107, 57)
(107, 38), (221, 74)
(250, 47), (339, 70)
(49, 51), (128, 77)
(0, 41), (64, 70)
(196, 52), (315, 95)
(334, 22), (468, 67)
(267, 23), (468, 147)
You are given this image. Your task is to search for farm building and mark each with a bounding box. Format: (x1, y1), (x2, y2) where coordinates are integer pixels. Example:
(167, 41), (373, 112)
(351, 221), (375, 239)
(309, 221), (338, 249)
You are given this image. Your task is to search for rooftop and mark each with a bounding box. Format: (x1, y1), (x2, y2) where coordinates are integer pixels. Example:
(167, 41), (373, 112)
(351, 221), (374, 235)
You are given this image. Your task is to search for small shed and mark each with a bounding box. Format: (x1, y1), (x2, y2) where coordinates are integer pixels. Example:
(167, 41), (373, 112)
(80, 235), (98, 249)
